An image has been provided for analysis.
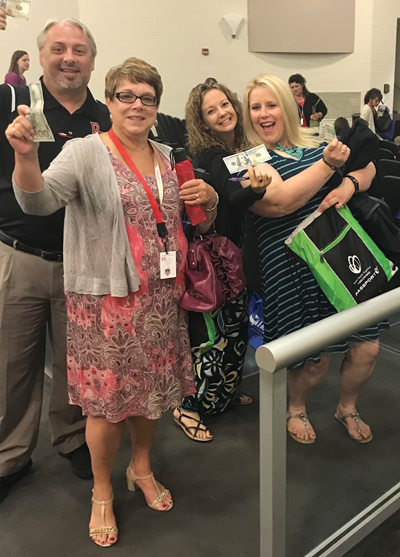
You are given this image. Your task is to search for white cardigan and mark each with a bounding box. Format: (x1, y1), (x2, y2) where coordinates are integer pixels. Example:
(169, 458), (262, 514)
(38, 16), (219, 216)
(360, 104), (376, 134)
(13, 133), (172, 297)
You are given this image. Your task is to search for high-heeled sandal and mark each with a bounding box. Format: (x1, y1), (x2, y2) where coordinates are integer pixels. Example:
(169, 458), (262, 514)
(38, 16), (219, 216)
(89, 492), (118, 548)
(126, 464), (173, 511)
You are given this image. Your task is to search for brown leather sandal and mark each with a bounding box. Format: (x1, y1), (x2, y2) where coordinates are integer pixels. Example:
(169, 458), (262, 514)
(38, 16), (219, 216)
(335, 411), (373, 444)
(287, 412), (316, 444)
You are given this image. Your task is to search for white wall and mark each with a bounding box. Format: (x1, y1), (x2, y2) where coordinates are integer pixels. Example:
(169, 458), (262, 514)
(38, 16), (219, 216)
(0, 0), (399, 117)
(370, 0), (400, 110)
(0, 0), (79, 84)
(79, 0), (398, 117)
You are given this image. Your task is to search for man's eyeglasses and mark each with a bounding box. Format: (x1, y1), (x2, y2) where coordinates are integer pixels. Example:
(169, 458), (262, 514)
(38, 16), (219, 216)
(115, 92), (158, 106)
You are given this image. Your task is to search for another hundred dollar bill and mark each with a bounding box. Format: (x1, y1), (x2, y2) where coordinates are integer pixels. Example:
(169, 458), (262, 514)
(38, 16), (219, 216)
(5, 0), (31, 19)
(28, 82), (55, 142)
(223, 144), (271, 174)
(319, 122), (336, 143)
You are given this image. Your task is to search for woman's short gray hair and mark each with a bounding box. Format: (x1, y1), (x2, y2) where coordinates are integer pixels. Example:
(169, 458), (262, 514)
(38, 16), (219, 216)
(37, 18), (97, 58)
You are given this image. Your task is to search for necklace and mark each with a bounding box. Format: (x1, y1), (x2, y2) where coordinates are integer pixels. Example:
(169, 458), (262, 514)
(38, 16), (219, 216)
(275, 142), (303, 160)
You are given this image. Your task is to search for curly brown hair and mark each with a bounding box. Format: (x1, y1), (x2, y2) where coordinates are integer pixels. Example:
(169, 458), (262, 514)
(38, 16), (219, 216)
(185, 78), (246, 155)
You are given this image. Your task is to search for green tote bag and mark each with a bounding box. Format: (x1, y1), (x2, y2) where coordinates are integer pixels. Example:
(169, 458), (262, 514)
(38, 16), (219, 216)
(285, 205), (398, 313)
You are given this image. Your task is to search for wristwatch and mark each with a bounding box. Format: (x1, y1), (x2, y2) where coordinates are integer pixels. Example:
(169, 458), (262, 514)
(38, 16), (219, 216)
(344, 174), (359, 193)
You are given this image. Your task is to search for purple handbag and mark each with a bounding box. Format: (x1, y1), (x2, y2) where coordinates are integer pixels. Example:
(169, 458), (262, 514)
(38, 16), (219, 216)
(180, 228), (246, 312)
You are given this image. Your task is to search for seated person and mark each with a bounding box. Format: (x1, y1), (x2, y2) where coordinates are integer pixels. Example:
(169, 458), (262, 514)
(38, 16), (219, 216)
(334, 117), (350, 139)
(360, 89), (394, 139)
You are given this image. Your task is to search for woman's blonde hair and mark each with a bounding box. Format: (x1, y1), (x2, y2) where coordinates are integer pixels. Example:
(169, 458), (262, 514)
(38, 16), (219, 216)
(185, 78), (246, 155)
(105, 57), (163, 105)
(243, 74), (320, 150)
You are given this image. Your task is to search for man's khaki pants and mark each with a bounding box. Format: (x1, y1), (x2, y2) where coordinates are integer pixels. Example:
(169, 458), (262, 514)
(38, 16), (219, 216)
(0, 242), (86, 476)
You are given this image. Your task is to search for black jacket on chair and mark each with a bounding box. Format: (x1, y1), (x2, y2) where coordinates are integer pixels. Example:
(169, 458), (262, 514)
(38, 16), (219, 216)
(336, 121), (400, 288)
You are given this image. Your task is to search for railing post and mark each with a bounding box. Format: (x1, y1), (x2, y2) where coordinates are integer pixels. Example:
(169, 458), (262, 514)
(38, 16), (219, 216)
(260, 367), (287, 557)
(256, 287), (400, 557)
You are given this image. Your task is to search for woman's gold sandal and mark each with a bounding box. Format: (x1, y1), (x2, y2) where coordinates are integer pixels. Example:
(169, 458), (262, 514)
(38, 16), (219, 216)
(335, 411), (373, 444)
(126, 464), (173, 511)
(287, 412), (316, 444)
(89, 493), (118, 548)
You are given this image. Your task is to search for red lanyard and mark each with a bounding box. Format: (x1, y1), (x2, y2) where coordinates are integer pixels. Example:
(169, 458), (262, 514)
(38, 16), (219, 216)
(108, 128), (168, 250)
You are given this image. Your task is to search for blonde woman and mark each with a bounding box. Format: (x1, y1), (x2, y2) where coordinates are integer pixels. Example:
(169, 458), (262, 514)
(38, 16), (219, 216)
(243, 74), (385, 445)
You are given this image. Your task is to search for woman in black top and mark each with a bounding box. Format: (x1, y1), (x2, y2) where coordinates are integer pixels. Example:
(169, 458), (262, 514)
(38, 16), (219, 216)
(288, 73), (327, 128)
(173, 78), (270, 442)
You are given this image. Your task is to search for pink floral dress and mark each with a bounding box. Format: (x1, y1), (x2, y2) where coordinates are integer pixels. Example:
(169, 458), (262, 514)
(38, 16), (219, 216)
(66, 149), (195, 422)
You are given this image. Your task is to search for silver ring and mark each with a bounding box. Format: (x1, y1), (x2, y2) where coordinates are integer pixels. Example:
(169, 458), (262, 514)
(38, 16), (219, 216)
(196, 194), (200, 202)
(337, 202), (343, 208)
(341, 148), (346, 153)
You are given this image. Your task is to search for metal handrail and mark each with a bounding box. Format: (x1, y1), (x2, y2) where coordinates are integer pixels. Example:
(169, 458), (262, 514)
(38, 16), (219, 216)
(257, 285), (400, 557)
(256, 286), (400, 373)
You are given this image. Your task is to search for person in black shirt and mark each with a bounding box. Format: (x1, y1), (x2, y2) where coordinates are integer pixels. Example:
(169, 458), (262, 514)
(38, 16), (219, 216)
(288, 73), (328, 128)
(0, 16), (111, 504)
(173, 78), (270, 442)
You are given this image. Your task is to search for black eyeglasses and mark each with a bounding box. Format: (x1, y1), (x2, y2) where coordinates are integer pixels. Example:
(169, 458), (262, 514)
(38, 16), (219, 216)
(114, 92), (158, 106)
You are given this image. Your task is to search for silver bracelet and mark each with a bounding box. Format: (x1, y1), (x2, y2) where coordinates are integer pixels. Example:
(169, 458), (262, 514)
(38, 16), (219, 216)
(204, 191), (219, 212)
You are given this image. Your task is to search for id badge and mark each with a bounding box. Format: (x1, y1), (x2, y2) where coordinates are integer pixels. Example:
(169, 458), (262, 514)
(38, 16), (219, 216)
(300, 117), (304, 126)
(160, 251), (176, 279)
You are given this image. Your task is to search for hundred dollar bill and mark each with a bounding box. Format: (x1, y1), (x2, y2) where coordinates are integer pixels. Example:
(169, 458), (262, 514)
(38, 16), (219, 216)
(5, 0), (31, 19)
(223, 144), (271, 174)
(27, 82), (55, 142)
(246, 144), (272, 165)
(319, 122), (336, 143)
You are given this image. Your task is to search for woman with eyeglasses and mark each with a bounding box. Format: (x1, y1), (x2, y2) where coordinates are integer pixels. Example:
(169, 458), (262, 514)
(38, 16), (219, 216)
(6, 57), (219, 548)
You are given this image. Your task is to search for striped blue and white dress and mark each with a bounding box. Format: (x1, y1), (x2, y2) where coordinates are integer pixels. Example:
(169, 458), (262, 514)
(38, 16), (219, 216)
(251, 145), (388, 370)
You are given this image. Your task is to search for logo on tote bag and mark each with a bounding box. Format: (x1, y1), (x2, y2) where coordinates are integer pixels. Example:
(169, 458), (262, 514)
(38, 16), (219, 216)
(348, 255), (362, 274)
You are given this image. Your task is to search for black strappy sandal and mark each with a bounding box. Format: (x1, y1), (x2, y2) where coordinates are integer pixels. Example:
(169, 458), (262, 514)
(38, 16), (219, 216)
(173, 408), (213, 442)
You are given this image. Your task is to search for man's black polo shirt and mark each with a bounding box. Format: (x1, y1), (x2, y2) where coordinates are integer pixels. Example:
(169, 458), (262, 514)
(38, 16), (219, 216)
(0, 78), (111, 251)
